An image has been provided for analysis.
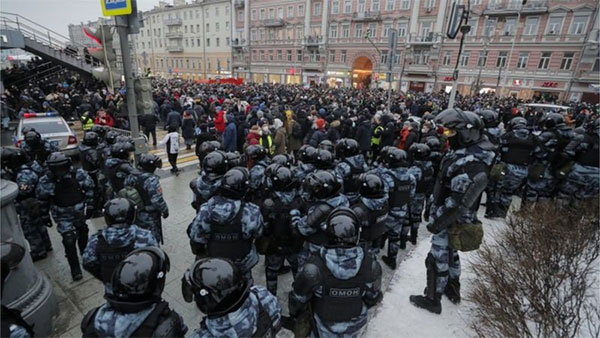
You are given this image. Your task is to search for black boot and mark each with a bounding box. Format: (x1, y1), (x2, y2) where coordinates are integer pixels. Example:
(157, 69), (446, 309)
(381, 255), (397, 270)
(77, 224), (89, 256)
(444, 278), (461, 304)
(409, 293), (442, 314)
(410, 226), (418, 245)
(63, 232), (83, 281)
(399, 234), (408, 250)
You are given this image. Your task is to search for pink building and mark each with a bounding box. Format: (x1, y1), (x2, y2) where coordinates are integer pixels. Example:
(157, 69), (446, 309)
(233, 0), (599, 102)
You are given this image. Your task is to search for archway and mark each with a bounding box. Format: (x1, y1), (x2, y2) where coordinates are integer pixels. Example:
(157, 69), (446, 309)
(352, 56), (373, 89)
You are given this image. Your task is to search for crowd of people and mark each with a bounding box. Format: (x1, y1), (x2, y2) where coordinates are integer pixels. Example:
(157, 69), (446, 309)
(1, 73), (599, 338)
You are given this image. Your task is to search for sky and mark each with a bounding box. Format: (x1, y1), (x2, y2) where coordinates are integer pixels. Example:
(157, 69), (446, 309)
(1, 0), (160, 36)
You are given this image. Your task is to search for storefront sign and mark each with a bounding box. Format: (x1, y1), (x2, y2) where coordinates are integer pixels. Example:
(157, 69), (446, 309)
(541, 81), (558, 88)
(513, 79), (522, 86)
(444, 76), (453, 81)
(288, 68), (297, 75)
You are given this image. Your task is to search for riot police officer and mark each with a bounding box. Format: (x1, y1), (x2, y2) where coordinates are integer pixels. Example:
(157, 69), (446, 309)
(410, 108), (495, 314)
(102, 130), (119, 160)
(476, 109), (502, 146)
(261, 164), (302, 295)
(182, 258), (281, 338)
(288, 207), (382, 337)
(352, 173), (389, 259)
(380, 148), (416, 269)
(190, 150), (228, 211)
(245, 144), (270, 204)
(37, 152), (95, 281)
(82, 198), (158, 288)
(424, 136), (444, 222)
(21, 130), (58, 166)
(196, 140), (221, 170)
(104, 142), (137, 198)
(291, 170), (350, 268)
(318, 139), (334, 153)
(79, 131), (105, 217)
(81, 247), (187, 337)
(1, 242), (34, 338)
(335, 138), (369, 204)
(123, 153), (169, 242)
(1, 148), (52, 261)
(187, 167), (264, 283)
(293, 145), (318, 182)
(408, 143), (434, 245)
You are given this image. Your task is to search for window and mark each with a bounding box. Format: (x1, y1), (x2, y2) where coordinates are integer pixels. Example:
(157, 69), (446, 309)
(341, 50), (347, 63)
(314, 2), (322, 15)
(252, 10), (257, 20)
(206, 38), (211, 47)
(260, 9), (265, 19)
(398, 22), (407, 37)
(141, 30), (144, 37)
(538, 52), (551, 69)
(569, 15), (588, 35)
(420, 21), (432, 38)
(206, 23), (210, 32)
(226, 6), (230, 16)
(560, 52), (574, 70)
(288, 6), (294, 17)
(386, 0), (394, 11)
(226, 37), (230, 46)
(197, 38), (201, 46)
(593, 52), (600, 71)
(269, 8), (274, 19)
(260, 50), (265, 61)
(196, 10), (200, 19)
(205, 9), (209, 18)
(186, 59), (189, 69)
(358, 0), (365, 12)
(524, 17), (539, 36)
(477, 51), (488, 67)
(287, 50), (292, 61)
(297, 50), (302, 62)
(342, 24), (350, 38)
(190, 25), (194, 33)
(381, 50), (388, 65)
(277, 50), (282, 61)
(298, 4), (304, 16)
(185, 39), (189, 47)
(425, 0), (435, 9)
(443, 51), (451, 66)
(329, 50), (336, 62)
(414, 50), (430, 65)
(184, 11), (188, 20)
(368, 23), (377, 37)
(517, 52), (529, 69)
(216, 23), (220, 32)
(215, 7), (219, 16)
(278, 7), (283, 18)
(226, 22), (229, 29)
(191, 39), (194, 47)
(330, 24), (338, 38)
(503, 17), (516, 35)
(372, 0), (380, 11)
(394, 52), (400, 64)
(259, 29), (265, 40)
(344, 0), (351, 13)
(238, 10), (244, 21)
(467, 18), (478, 36)
(141, 42), (145, 49)
(383, 23), (391, 37)
(459, 52), (470, 67)
(251, 30), (257, 41)
(332, 0), (339, 14)
(546, 16), (563, 35)
(196, 25), (200, 32)
(401, 0), (410, 9)
(355, 23), (363, 38)
(484, 18), (496, 37)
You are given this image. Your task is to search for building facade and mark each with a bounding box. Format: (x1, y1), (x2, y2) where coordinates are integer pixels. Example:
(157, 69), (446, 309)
(233, 0), (599, 101)
(133, 0), (233, 79)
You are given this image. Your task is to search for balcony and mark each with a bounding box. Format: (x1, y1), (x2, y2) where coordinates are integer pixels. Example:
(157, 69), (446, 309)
(352, 11), (381, 22)
(234, 0), (244, 8)
(165, 31), (183, 39)
(304, 35), (323, 47)
(232, 38), (246, 48)
(164, 18), (182, 26)
(166, 45), (184, 52)
(484, 0), (547, 16)
(408, 33), (437, 45)
(264, 18), (285, 27)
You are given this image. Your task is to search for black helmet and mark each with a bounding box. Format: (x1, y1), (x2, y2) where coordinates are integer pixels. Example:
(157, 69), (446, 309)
(271, 154), (293, 167)
(476, 109), (499, 128)
(298, 145), (318, 164)
(586, 118), (600, 136)
(409, 143), (431, 161)
(220, 167), (249, 199)
(116, 135), (134, 145)
(24, 131), (42, 148)
(335, 138), (359, 158)
(181, 258), (249, 316)
(203, 151), (229, 180)
(302, 170), (341, 199)
(0, 147), (29, 171)
(103, 197), (136, 227)
(434, 108), (483, 148)
(110, 142), (135, 160)
(105, 131), (119, 145)
(324, 207), (360, 248)
(424, 136), (442, 152)
(46, 152), (72, 177)
(82, 131), (99, 147)
(91, 125), (106, 140)
(509, 117), (528, 130)
(377, 146), (394, 164)
(225, 152), (245, 169)
(318, 140), (334, 153)
(544, 113), (565, 130)
(108, 247), (170, 312)
(315, 149), (335, 169)
(198, 141), (221, 161)
(385, 148), (409, 168)
(266, 164), (294, 191)
(245, 144), (267, 161)
(359, 173), (385, 199)
(139, 153), (162, 173)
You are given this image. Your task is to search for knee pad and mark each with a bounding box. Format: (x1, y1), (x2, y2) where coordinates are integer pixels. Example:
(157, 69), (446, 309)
(62, 231), (78, 246)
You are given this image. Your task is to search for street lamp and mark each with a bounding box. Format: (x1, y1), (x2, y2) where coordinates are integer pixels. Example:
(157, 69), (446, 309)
(474, 18), (490, 96)
(500, 0), (527, 97)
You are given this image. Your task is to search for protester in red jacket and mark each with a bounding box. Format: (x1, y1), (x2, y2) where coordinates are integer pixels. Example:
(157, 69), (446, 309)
(214, 108), (226, 133)
(94, 110), (114, 127)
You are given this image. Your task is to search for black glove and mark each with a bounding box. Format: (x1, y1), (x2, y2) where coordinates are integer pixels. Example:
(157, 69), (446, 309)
(162, 210), (169, 219)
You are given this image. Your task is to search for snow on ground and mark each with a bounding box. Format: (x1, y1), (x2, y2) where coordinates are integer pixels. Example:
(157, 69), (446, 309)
(366, 215), (506, 338)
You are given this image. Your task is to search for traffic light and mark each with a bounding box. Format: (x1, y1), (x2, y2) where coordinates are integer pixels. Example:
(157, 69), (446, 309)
(84, 25), (122, 93)
(134, 77), (153, 115)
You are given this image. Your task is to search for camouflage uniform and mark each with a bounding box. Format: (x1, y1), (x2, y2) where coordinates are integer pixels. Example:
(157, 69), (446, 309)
(409, 160), (434, 237)
(14, 164), (52, 260)
(124, 172), (168, 243)
(293, 163), (316, 183)
(380, 167), (416, 255)
(334, 154), (369, 204)
(354, 195), (389, 258)
(428, 145), (495, 294)
(289, 246), (382, 338)
(21, 139), (58, 166)
(190, 285), (281, 338)
(557, 131), (600, 201)
(187, 196), (264, 282)
(190, 173), (221, 211)
(82, 225), (158, 290)
(291, 194), (350, 268)
(103, 157), (135, 198)
(79, 143), (106, 214)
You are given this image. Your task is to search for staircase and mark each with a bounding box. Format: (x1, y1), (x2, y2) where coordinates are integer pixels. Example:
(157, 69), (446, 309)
(0, 12), (99, 76)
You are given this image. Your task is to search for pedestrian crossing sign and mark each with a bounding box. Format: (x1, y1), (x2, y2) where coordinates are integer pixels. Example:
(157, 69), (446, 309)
(101, 0), (132, 16)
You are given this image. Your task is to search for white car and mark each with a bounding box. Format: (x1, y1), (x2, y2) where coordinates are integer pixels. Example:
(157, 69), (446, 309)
(14, 112), (79, 157)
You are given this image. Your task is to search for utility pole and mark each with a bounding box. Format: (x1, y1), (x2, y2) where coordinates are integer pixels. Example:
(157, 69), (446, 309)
(446, 0), (471, 109)
(500, 1), (526, 97)
(115, 16), (140, 143)
(387, 28), (398, 112)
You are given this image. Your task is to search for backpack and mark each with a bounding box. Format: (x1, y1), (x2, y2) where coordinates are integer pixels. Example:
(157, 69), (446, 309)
(118, 174), (146, 210)
(292, 121), (303, 138)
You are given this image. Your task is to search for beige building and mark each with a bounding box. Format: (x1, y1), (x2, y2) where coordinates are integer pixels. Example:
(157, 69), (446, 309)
(134, 0), (233, 79)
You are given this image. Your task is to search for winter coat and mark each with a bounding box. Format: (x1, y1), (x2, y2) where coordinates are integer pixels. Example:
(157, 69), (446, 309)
(287, 120), (303, 152)
(182, 116), (196, 140)
(223, 120), (237, 152)
(354, 121), (372, 151)
(166, 111), (182, 129)
(273, 127), (287, 155)
(214, 110), (226, 133)
(308, 129), (327, 147)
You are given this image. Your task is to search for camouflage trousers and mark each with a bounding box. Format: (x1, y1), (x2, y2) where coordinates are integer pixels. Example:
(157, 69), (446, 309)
(408, 193), (426, 235)
(490, 163), (528, 212)
(20, 216), (52, 259)
(525, 166), (556, 202)
(558, 163), (600, 202)
(265, 253), (298, 295)
(136, 210), (162, 244)
(385, 214), (410, 257)
(430, 230), (460, 294)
